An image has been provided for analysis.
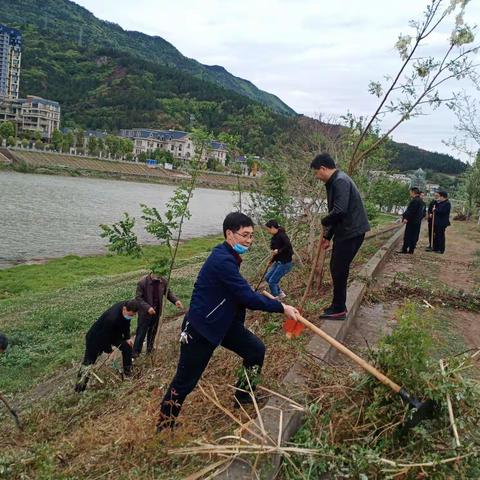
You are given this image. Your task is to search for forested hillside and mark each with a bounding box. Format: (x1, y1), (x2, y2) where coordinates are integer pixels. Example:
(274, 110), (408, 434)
(390, 142), (467, 175)
(0, 0), (466, 171)
(1, 0), (294, 115)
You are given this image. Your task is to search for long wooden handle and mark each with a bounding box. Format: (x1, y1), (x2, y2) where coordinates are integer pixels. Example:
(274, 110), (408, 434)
(300, 225), (326, 309)
(297, 314), (402, 393)
(265, 287), (402, 394)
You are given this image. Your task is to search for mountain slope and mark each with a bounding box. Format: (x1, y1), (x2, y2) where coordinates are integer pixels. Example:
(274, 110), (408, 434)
(0, 0), (295, 115)
(390, 142), (467, 175)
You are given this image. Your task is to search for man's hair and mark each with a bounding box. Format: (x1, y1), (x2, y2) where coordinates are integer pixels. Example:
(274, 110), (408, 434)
(0, 333), (8, 351)
(223, 212), (254, 237)
(310, 153), (336, 170)
(124, 300), (139, 313)
(438, 190), (448, 198)
(265, 219), (280, 229)
(410, 187), (420, 194)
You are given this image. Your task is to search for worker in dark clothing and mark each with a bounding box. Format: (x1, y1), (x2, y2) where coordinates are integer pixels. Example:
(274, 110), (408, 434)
(157, 212), (300, 432)
(426, 192), (440, 251)
(432, 191), (451, 254)
(310, 153), (370, 321)
(400, 187), (426, 254)
(74, 299), (139, 393)
(134, 273), (184, 357)
(0, 333), (8, 353)
(265, 219), (294, 299)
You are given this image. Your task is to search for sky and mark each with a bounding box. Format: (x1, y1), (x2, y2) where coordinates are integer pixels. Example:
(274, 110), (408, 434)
(75, 0), (480, 162)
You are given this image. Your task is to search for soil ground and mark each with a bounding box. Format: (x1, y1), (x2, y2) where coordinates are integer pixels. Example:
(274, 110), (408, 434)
(340, 219), (480, 376)
(1, 222), (478, 479)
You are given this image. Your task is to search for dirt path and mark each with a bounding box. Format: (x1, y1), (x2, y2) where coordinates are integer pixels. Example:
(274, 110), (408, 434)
(341, 220), (480, 366)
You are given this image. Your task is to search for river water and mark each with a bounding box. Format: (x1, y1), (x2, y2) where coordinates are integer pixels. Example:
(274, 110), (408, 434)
(0, 171), (238, 268)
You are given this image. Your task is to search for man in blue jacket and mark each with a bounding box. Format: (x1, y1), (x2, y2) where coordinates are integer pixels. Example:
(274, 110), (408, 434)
(311, 153), (370, 321)
(157, 212), (300, 432)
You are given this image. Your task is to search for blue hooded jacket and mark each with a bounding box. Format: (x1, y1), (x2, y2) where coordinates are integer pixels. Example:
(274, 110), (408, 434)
(186, 242), (284, 346)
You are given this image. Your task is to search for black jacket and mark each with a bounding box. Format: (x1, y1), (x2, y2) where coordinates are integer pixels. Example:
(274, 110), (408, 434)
(86, 301), (131, 353)
(402, 196), (425, 225)
(322, 170), (370, 241)
(270, 229), (293, 263)
(434, 200), (451, 228)
(135, 274), (178, 321)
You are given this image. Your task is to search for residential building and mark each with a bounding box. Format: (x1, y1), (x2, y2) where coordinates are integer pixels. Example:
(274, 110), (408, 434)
(0, 25), (61, 141)
(0, 24), (21, 99)
(425, 183), (440, 194)
(119, 128), (228, 165)
(0, 95), (60, 140)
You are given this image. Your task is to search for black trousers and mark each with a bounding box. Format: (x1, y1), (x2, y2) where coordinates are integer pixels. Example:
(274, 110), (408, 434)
(402, 223), (421, 253)
(330, 234), (365, 312)
(75, 339), (133, 392)
(159, 321), (265, 424)
(133, 314), (160, 355)
(433, 226), (447, 253)
(427, 219), (433, 247)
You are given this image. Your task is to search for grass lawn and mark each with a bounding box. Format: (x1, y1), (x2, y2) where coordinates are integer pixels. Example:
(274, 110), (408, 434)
(0, 235), (223, 393)
(0, 235), (223, 299)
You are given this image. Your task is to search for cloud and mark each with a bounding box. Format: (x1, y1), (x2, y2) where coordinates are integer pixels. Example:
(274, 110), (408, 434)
(75, 0), (480, 161)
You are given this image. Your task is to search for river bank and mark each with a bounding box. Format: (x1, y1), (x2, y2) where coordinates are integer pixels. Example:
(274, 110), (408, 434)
(0, 148), (256, 191)
(0, 170), (238, 268)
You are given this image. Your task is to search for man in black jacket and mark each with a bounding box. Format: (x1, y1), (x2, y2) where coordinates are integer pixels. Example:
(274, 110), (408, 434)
(310, 153), (370, 320)
(432, 191), (451, 254)
(134, 273), (184, 357)
(400, 187), (426, 254)
(426, 191), (440, 251)
(75, 299), (139, 392)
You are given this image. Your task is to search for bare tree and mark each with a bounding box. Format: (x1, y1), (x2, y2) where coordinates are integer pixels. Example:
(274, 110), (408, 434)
(348, 0), (479, 175)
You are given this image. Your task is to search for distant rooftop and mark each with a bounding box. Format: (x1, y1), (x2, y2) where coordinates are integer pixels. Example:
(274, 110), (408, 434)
(120, 128), (189, 141)
(19, 96), (60, 107)
(0, 24), (22, 47)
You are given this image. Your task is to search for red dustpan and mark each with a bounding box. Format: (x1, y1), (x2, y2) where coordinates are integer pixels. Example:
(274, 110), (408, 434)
(282, 317), (305, 338)
(261, 290), (305, 338)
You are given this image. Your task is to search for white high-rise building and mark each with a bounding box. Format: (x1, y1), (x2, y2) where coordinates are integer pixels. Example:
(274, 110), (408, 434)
(0, 24), (22, 99)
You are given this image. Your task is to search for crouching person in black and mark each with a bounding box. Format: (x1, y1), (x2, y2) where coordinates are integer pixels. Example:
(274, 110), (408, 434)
(156, 212), (300, 433)
(75, 299), (139, 392)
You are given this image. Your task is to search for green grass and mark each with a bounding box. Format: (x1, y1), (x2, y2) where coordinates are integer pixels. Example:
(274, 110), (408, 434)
(377, 212), (399, 224)
(0, 235), (223, 394)
(0, 235), (223, 299)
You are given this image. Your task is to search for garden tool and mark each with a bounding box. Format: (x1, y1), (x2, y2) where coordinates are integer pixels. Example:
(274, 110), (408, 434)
(254, 257), (273, 292)
(431, 206), (436, 249)
(262, 290), (438, 429)
(280, 230), (328, 338)
(0, 392), (22, 430)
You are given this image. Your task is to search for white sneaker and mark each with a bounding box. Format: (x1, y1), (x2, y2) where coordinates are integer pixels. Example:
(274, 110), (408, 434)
(278, 291), (287, 299)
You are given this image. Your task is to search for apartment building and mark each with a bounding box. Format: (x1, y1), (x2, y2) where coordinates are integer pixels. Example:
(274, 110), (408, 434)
(0, 25), (61, 141)
(119, 128), (228, 165)
(0, 24), (21, 99)
(0, 95), (60, 140)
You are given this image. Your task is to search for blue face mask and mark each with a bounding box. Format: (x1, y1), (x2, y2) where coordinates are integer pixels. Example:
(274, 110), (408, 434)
(124, 314), (134, 320)
(233, 243), (249, 255)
